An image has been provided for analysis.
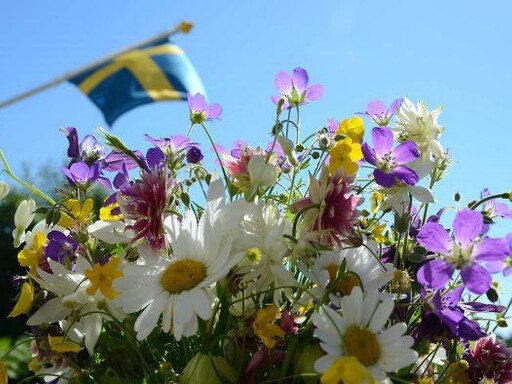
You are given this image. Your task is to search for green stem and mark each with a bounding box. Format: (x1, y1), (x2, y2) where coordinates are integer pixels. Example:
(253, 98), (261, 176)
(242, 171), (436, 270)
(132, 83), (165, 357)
(291, 204), (320, 238)
(0, 149), (55, 204)
(470, 192), (509, 210)
(199, 123), (231, 198)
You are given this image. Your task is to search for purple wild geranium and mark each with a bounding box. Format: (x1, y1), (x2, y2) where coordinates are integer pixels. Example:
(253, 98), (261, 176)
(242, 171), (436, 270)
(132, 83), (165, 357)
(412, 286), (504, 342)
(481, 188), (512, 233)
(502, 234), (512, 277)
(362, 126), (420, 188)
(417, 209), (510, 294)
(359, 98), (402, 126)
(271, 67), (324, 110)
(145, 134), (196, 155)
(44, 231), (79, 264)
(188, 93), (222, 124)
(61, 127), (106, 165)
(186, 146), (203, 164)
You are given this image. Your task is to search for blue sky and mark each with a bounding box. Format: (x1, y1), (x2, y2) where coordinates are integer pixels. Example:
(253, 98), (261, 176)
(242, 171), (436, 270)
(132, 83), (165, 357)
(1, 1), (511, 311)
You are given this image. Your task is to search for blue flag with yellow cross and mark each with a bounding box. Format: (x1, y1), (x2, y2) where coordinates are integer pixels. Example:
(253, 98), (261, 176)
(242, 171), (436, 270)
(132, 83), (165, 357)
(69, 37), (206, 125)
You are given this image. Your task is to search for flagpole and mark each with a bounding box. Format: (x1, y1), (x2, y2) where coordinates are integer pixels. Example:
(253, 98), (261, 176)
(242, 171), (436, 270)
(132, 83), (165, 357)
(0, 21), (193, 110)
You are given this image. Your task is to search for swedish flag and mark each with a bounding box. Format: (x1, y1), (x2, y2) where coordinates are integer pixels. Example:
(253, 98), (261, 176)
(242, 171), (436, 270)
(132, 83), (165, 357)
(69, 37), (206, 125)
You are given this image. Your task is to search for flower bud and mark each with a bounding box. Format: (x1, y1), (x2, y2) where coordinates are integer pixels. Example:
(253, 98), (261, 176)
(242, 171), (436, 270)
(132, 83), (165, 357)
(181, 353), (238, 384)
(14, 199), (36, 229)
(293, 343), (323, 383)
(0, 181), (9, 200)
(276, 135), (298, 166)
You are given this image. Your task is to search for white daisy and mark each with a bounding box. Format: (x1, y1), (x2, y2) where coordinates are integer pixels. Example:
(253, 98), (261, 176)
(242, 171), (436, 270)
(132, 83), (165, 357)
(115, 210), (240, 341)
(27, 257), (124, 355)
(312, 287), (418, 383)
(304, 241), (394, 305)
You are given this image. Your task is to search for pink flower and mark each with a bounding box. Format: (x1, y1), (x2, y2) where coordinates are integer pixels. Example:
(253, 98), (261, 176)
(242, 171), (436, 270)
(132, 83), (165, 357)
(467, 335), (512, 383)
(291, 167), (362, 244)
(120, 169), (170, 250)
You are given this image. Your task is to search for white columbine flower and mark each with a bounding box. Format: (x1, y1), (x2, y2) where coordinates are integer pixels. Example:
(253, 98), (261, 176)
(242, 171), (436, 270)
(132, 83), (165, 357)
(12, 198), (36, 247)
(115, 210), (240, 341)
(312, 287), (417, 383)
(0, 181), (9, 200)
(27, 257), (124, 355)
(377, 183), (435, 213)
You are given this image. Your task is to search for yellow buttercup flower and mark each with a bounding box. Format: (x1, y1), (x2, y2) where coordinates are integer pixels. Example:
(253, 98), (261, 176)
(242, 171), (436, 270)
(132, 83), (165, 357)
(18, 232), (47, 274)
(328, 137), (363, 176)
(321, 356), (375, 384)
(337, 116), (365, 143)
(252, 305), (285, 349)
(99, 201), (123, 221)
(85, 256), (124, 300)
(372, 224), (387, 244)
(370, 191), (384, 213)
(58, 198), (94, 227)
(48, 336), (84, 353)
(8, 281), (34, 317)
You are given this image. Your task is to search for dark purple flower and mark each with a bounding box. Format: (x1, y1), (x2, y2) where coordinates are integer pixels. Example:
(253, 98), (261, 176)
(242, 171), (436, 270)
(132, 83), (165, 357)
(417, 209), (510, 294)
(145, 147), (166, 170)
(186, 146), (203, 164)
(362, 127), (420, 188)
(62, 161), (100, 187)
(280, 310), (299, 335)
(44, 231), (78, 264)
(61, 127), (106, 164)
(188, 93), (222, 124)
(412, 286), (504, 342)
(271, 67), (324, 110)
(359, 98), (402, 126)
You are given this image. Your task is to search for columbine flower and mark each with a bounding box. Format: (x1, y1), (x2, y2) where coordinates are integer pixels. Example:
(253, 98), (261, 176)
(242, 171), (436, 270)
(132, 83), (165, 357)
(252, 305), (285, 349)
(362, 127), (420, 188)
(119, 168), (170, 250)
(247, 154), (279, 188)
(393, 98), (444, 160)
(44, 231), (78, 264)
(272, 67), (324, 109)
(291, 167), (362, 242)
(417, 209), (510, 294)
(0, 181), (9, 200)
(62, 161), (100, 188)
(115, 210), (239, 341)
(12, 199), (36, 247)
(312, 287), (417, 382)
(359, 98), (402, 127)
(188, 93), (222, 124)
(467, 335), (512, 383)
(28, 257), (124, 355)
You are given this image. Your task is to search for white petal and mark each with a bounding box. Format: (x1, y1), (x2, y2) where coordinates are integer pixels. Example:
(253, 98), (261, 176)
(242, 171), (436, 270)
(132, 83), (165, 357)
(27, 298), (71, 325)
(82, 313), (102, 355)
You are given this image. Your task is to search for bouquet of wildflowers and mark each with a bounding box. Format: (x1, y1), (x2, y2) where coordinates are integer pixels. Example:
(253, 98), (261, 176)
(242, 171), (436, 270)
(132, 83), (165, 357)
(2, 67), (512, 384)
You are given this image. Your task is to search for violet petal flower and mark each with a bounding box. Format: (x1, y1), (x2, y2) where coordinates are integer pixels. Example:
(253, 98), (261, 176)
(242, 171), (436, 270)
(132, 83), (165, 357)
(417, 209), (510, 294)
(62, 161), (100, 187)
(186, 146), (203, 164)
(45, 231), (78, 264)
(362, 127), (419, 188)
(145, 134), (195, 154)
(272, 67), (324, 109)
(61, 127), (80, 158)
(359, 98), (402, 126)
(188, 93), (222, 124)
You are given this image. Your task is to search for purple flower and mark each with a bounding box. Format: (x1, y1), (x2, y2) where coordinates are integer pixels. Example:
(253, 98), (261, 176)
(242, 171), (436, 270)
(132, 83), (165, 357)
(502, 234), (512, 277)
(417, 209), (510, 294)
(271, 67), (324, 110)
(362, 127), (420, 188)
(481, 188), (512, 233)
(326, 118), (339, 134)
(103, 150), (144, 172)
(62, 161), (100, 188)
(188, 93), (222, 124)
(145, 134), (196, 155)
(412, 286), (504, 342)
(44, 231), (78, 264)
(359, 98), (402, 126)
(186, 146), (203, 164)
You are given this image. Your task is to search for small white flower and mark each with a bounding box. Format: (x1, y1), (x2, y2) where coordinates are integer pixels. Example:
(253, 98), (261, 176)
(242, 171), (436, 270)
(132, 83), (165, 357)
(312, 287), (418, 383)
(0, 181), (9, 200)
(12, 199), (36, 247)
(379, 184), (435, 213)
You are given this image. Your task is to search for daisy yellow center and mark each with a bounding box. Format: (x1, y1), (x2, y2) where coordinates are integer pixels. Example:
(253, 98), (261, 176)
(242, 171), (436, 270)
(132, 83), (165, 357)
(343, 326), (381, 366)
(326, 265), (361, 296)
(161, 259), (207, 294)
